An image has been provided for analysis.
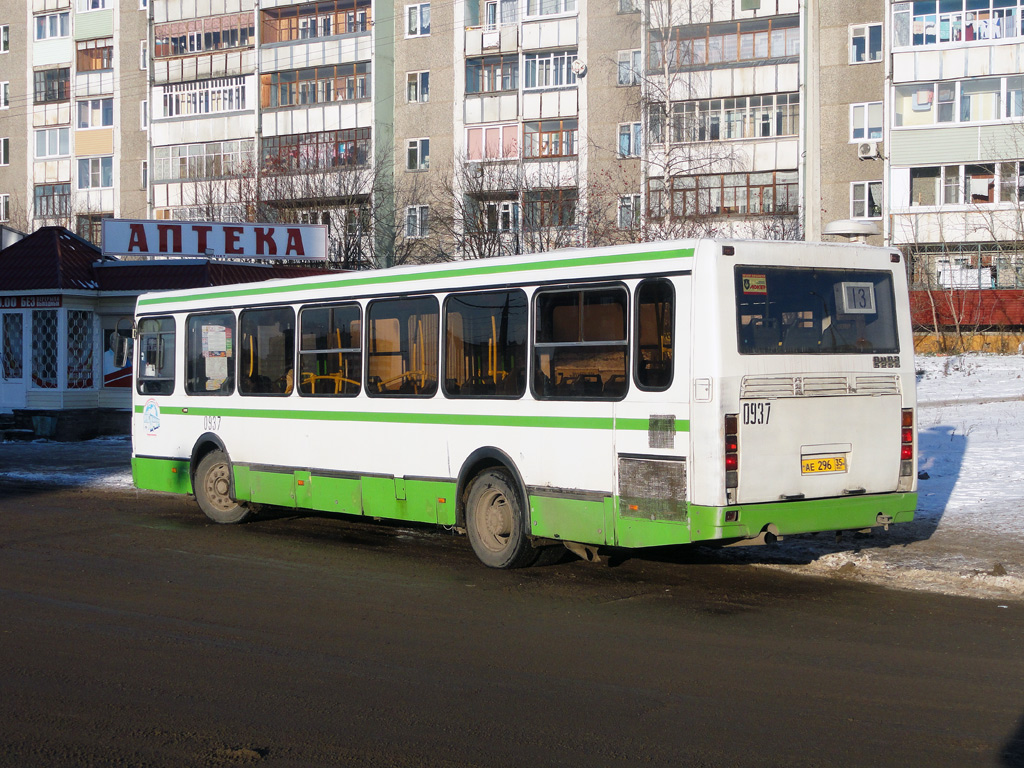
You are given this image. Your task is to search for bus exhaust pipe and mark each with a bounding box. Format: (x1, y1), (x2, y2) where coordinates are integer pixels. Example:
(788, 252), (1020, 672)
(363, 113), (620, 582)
(564, 541), (602, 563)
(724, 524), (782, 547)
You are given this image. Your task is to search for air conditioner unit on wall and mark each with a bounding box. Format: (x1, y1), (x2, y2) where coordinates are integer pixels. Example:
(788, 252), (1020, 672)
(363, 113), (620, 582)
(858, 141), (880, 160)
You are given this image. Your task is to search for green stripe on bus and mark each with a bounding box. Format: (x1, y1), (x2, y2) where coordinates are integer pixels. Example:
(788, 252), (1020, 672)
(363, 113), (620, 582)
(134, 404), (689, 432)
(136, 247), (694, 307)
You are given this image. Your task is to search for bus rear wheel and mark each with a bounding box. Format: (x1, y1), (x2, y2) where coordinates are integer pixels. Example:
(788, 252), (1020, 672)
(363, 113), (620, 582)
(195, 449), (253, 525)
(465, 468), (537, 569)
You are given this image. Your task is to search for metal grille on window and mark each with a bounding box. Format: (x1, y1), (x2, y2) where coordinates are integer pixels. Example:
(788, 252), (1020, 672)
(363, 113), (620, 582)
(2, 313), (23, 378)
(67, 310), (94, 389)
(32, 310), (59, 388)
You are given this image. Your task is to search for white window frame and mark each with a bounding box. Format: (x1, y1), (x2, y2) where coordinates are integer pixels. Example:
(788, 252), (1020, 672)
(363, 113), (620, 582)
(35, 127), (70, 159)
(140, 0), (148, 8)
(141, 160), (148, 189)
(525, 0), (575, 18)
(406, 3), (430, 37)
(466, 123), (519, 161)
(35, 12), (71, 41)
(405, 205), (429, 237)
(77, 156), (114, 189)
(0, 82), (8, 109)
(1, 26), (9, 53)
(407, 71), (429, 103)
(406, 137), (430, 170)
(851, 180), (882, 219)
(618, 122), (641, 156)
(850, 101), (883, 141)
(77, 97), (114, 129)
(523, 50), (578, 90)
(617, 49), (641, 86)
(0, 138), (9, 166)
(0, 194), (9, 223)
(618, 194), (641, 228)
(850, 23), (882, 64)
(140, 40), (148, 70)
(140, 100), (148, 129)
(78, 0), (109, 11)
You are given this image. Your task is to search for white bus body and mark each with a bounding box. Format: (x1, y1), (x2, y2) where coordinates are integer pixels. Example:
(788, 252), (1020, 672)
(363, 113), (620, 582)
(132, 239), (917, 567)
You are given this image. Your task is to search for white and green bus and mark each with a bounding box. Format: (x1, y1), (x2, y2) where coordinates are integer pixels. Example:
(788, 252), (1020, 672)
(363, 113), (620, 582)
(131, 239), (917, 568)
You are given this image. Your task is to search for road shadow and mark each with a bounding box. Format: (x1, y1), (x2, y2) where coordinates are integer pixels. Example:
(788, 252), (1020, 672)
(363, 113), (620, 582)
(1003, 712), (1024, 767)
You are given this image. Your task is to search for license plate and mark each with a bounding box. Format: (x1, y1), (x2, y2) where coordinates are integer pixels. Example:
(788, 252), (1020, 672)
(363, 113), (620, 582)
(801, 455), (847, 474)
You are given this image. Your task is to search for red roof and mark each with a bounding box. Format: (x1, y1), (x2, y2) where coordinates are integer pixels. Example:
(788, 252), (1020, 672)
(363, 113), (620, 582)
(910, 289), (1024, 328)
(0, 226), (338, 293)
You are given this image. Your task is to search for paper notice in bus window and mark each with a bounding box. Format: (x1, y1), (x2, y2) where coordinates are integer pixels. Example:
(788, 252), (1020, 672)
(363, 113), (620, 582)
(836, 282), (876, 314)
(741, 274), (767, 294)
(202, 325), (232, 357)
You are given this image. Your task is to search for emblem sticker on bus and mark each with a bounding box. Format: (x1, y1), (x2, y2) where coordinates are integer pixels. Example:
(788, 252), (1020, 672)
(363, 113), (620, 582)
(741, 274), (767, 294)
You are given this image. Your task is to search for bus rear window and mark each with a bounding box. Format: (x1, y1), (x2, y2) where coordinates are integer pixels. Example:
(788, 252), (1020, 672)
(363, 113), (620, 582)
(735, 266), (899, 355)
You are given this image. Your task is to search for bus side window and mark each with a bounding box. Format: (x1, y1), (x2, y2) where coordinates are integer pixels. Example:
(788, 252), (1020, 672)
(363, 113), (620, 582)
(238, 307), (296, 396)
(185, 311), (236, 396)
(137, 316), (175, 396)
(635, 278), (673, 391)
(443, 290), (527, 398)
(367, 296), (439, 397)
(298, 304), (361, 397)
(534, 286), (628, 400)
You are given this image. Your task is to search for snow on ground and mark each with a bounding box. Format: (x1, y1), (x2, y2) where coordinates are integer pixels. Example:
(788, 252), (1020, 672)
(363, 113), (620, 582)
(2, 353), (1024, 602)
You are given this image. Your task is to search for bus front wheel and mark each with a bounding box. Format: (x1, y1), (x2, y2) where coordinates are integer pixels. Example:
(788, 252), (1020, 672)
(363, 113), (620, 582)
(466, 469), (536, 569)
(194, 450), (253, 525)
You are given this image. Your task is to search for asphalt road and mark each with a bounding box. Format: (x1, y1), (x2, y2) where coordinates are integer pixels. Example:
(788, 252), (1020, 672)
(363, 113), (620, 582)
(1, 480), (1023, 768)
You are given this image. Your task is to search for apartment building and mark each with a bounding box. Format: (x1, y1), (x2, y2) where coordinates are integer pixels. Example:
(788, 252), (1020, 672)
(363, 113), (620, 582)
(887, 0), (1024, 288)
(0, 0), (148, 243)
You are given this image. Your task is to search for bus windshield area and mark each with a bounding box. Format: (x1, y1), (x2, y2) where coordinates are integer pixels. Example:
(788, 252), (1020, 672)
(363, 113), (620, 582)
(735, 265), (899, 355)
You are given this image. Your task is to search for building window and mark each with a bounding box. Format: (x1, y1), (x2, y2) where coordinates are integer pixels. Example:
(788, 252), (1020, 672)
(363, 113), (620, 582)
(466, 55), (518, 93)
(154, 13), (256, 56)
(0, 82), (8, 109)
(523, 120), (577, 158)
(78, 156), (114, 189)
(894, 77), (1012, 127)
(161, 76), (246, 117)
(851, 181), (882, 219)
(261, 0), (371, 43)
(850, 102), (883, 140)
(618, 122), (641, 156)
(406, 205), (429, 237)
(406, 3), (430, 36)
(141, 160), (148, 189)
(77, 98), (114, 129)
(406, 138), (430, 170)
(0, 138), (8, 166)
(618, 0), (640, 12)
(35, 127), (70, 159)
(466, 123), (519, 160)
(850, 24), (882, 63)
(78, 0), (110, 10)
(648, 171), (799, 219)
(32, 310), (59, 389)
(407, 71), (429, 102)
(77, 40), (114, 72)
(141, 100), (148, 129)
(35, 12), (71, 41)
(907, 162), (1013, 206)
(34, 183), (71, 217)
(617, 49), (641, 85)
(155, 139), (255, 181)
(140, 40), (148, 69)
(523, 50), (577, 89)
(67, 310), (94, 389)
(34, 69), (71, 104)
(0, 194), (8, 223)
(892, 0), (1020, 48)
(525, 0), (575, 17)
(525, 189), (577, 228)
(261, 129), (369, 173)
(664, 93), (799, 143)
(76, 214), (111, 245)
(140, 0), (148, 8)
(618, 194), (641, 228)
(260, 64), (370, 108)
(650, 16), (799, 70)
(470, 199), (519, 231)
(1, 26), (8, 53)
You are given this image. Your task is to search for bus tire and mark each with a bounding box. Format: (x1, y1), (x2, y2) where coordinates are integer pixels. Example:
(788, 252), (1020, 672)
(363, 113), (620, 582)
(465, 468), (536, 569)
(194, 450), (253, 525)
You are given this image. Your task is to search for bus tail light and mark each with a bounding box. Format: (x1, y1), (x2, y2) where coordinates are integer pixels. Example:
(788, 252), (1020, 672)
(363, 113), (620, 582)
(725, 413), (739, 489)
(899, 408), (914, 475)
